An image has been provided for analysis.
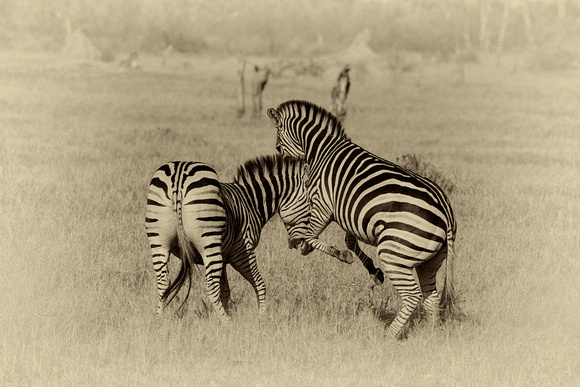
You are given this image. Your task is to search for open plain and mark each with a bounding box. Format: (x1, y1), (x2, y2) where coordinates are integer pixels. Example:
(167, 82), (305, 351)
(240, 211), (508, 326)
(1, 50), (579, 385)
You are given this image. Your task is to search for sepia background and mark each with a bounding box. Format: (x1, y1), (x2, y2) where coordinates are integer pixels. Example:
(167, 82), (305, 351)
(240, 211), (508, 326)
(1, 0), (579, 385)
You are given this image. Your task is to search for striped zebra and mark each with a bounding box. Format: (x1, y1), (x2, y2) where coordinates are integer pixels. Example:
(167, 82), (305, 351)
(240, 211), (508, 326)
(267, 100), (459, 338)
(145, 155), (313, 317)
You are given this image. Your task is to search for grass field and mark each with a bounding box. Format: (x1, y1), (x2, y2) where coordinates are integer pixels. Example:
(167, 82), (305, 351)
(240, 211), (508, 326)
(1, 50), (579, 386)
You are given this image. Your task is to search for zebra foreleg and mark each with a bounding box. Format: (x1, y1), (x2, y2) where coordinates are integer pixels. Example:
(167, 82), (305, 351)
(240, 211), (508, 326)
(302, 238), (354, 264)
(229, 249), (267, 312)
(219, 266), (231, 314)
(303, 202), (354, 263)
(344, 233), (384, 285)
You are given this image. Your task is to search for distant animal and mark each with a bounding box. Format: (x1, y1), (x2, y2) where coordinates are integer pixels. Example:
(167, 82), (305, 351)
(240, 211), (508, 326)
(119, 51), (140, 70)
(236, 57), (247, 118)
(268, 100), (460, 338)
(162, 44), (173, 67)
(251, 65), (270, 118)
(145, 155), (313, 316)
(330, 65), (350, 122)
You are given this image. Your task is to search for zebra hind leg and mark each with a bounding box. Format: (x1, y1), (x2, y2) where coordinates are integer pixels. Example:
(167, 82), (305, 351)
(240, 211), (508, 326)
(416, 245), (447, 328)
(149, 244), (172, 315)
(380, 247), (423, 339)
(200, 252), (229, 319)
(220, 266), (231, 314)
(146, 208), (177, 314)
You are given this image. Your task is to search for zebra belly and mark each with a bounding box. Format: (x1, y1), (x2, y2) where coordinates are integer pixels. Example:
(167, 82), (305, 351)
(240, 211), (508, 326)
(334, 202), (446, 253)
(219, 233), (245, 265)
(369, 210), (446, 259)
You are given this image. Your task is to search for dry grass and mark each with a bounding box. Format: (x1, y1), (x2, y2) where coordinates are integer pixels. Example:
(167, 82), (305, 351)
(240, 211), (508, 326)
(1, 51), (579, 386)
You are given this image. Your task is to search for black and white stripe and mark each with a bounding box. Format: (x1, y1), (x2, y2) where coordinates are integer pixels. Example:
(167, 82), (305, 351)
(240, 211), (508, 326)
(146, 161), (227, 316)
(145, 155), (310, 316)
(268, 100), (459, 338)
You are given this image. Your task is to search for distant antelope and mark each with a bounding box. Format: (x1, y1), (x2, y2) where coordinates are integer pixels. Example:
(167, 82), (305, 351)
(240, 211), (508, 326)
(235, 61), (271, 119)
(236, 58), (247, 118)
(330, 65), (350, 122)
(251, 65), (270, 118)
(119, 51), (140, 70)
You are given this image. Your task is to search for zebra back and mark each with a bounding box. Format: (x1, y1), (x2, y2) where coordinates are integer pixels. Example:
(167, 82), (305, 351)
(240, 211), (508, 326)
(269, 100), (455, 241)
(220, 154), (310, 250)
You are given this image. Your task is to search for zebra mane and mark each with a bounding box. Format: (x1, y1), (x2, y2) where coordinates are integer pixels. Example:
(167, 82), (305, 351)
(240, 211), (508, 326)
(277, 100), (351, 142)
(233, 154), (302, 184)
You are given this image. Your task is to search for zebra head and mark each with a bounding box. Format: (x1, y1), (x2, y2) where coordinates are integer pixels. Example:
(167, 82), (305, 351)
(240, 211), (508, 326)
(267, 104), (306, 160)
(268, 100), (349, 162)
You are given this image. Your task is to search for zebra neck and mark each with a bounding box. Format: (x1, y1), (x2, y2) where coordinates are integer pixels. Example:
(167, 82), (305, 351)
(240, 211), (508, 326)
(305, 133), (350, 171)
(237, 178), (281, 226)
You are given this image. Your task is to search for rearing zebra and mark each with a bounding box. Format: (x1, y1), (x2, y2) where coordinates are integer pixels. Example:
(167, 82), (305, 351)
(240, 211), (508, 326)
(267, 100), (459, 338)
(145, 155), (311, 317)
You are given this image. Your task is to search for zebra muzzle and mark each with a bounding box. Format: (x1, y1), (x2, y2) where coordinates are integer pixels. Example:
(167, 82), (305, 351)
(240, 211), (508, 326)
(338, 249), (354, 264)
(288, 238), (302, 250)
(301, 241), (314, 256)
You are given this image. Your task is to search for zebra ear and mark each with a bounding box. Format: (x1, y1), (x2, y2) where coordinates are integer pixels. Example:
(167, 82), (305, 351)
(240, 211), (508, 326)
(267, 108), (281, 127)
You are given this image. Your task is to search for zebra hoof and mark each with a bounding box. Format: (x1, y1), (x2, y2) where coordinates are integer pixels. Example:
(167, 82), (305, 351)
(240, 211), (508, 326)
(288, 238), (302, 250)
(301, 241), (314, 256)
(373, 269), (385, 285)
(339, 250), (354, 264)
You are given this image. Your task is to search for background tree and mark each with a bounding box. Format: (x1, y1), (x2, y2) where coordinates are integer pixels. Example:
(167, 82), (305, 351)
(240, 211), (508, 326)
(0, 0), (578, 67)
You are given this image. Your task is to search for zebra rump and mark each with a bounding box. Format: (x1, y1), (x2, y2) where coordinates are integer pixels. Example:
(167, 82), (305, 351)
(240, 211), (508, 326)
(145, 154), (314, 317)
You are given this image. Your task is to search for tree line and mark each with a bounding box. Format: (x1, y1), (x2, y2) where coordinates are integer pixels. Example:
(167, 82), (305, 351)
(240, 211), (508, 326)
(1, 0), (579, 59)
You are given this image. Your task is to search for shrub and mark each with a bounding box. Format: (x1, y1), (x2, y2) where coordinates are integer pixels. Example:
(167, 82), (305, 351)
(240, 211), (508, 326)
(396, 154), (456, 196)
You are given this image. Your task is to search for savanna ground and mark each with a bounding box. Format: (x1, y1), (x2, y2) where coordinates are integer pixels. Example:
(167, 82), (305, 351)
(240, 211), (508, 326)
(1, 50), (579, 386)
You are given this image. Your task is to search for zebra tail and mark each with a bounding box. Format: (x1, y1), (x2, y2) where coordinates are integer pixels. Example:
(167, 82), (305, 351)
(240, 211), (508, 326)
(161, 198), (197, 313)
(437, 234), (464, 322)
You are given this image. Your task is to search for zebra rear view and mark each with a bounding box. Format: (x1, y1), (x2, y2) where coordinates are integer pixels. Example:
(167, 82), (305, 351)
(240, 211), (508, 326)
(145, 155), (315, 318)
(145, 162), (228, 317)
(268, 100), (461, 338)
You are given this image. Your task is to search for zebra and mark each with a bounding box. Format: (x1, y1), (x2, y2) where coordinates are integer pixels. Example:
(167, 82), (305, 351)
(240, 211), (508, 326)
(267, 100), (459, 338)
(146, 161), (227, 317)
(145, 155), (316, 317)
